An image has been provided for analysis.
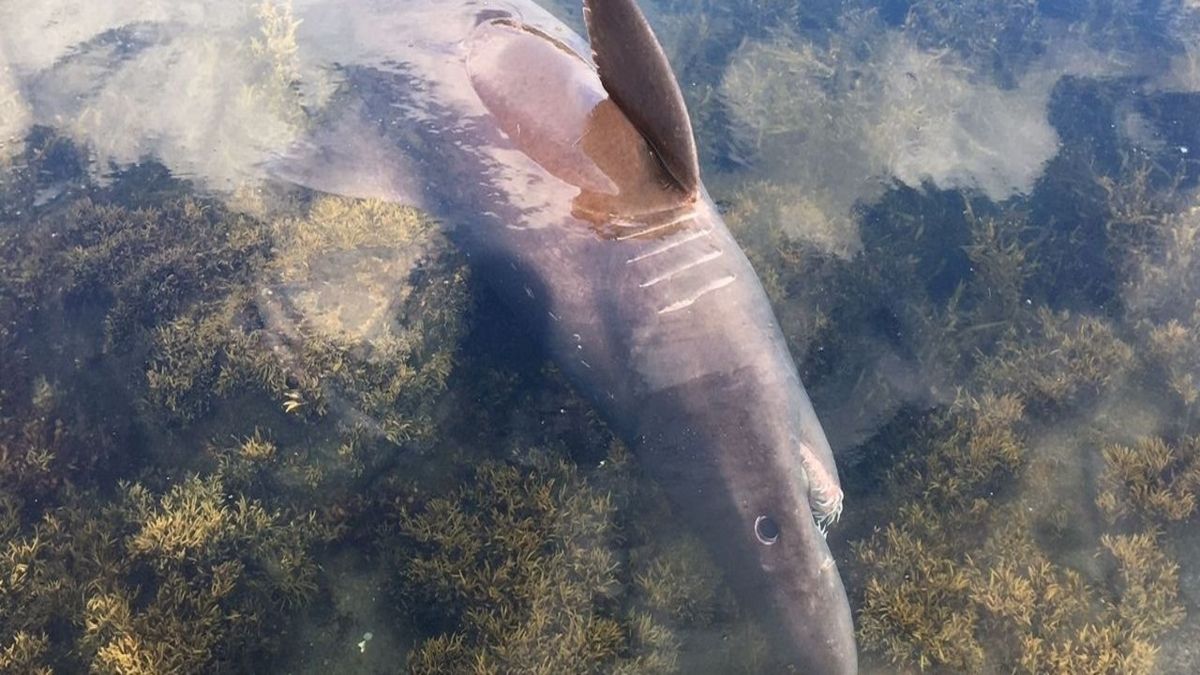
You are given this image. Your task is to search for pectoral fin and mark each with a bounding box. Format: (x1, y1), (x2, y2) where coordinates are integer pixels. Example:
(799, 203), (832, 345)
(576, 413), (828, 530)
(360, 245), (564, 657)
(265, 71), (432, 209)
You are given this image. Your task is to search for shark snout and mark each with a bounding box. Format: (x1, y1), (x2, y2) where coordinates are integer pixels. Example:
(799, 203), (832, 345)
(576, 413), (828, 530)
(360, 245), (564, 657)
(747, 436), (856, 673)
(766, 525), (858, 674)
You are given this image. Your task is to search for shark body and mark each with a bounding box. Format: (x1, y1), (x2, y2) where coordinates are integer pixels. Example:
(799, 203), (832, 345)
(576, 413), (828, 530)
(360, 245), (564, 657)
(272, 0), (859, 670)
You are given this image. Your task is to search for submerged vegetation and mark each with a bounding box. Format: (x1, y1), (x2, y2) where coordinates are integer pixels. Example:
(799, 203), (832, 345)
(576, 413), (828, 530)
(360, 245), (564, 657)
(0, 450), (333, 673)
(0, 126), (470, 670)
(385, 453), (679, 674)
(854, 401), (1186, 673)
(1, 0), (1199, 672)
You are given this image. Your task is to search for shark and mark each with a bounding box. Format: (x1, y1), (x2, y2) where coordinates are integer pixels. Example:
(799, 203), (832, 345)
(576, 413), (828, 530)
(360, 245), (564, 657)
(264, 0), (859, 670)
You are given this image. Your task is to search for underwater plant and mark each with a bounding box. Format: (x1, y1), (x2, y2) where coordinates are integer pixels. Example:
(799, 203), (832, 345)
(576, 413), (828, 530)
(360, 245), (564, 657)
(719, 179), (850, 363)
(385, 452), (682, 674)
(1110, 195), (1199, 326)
(974, 307), (1134, 413)
(0, 466), (331, 674)
(1096, 435), (1200, 526)
(898, 0), (1047, 86)
(1106, 185), (1200, 411)
(0, 154), (463, 672)
(79, 473), (331, 673)
(878, 394), (1026, 517)
(49, 195), (270, 352)
(633, 538), (725, 627)
(854, 397), (1186, 673)
(246, 0), (311, 129)
(1145, 311), (1200, 408)
(0, 630), (51, 675)
(144, 194), (469, 451)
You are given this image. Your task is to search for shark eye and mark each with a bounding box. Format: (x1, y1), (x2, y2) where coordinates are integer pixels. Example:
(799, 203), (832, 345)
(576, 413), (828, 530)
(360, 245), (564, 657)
(754, 515), (779, 545)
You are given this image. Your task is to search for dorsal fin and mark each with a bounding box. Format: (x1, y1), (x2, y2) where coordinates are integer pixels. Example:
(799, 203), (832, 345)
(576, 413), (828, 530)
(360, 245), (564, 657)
(583, 0), (701, 194)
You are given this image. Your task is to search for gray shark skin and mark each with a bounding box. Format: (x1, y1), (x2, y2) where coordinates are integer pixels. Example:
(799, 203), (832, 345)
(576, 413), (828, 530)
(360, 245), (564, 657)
(281, 0), (859, 671)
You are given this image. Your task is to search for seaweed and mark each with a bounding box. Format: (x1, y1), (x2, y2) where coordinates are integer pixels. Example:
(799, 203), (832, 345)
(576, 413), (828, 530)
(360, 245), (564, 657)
(384, 452), (680, 674)
(974, 307), (1134, 413)
(144, 194), (469, 449)
(0, 468), (332, 674)
(1145, 311), (1200, 408)
(854, 399), (1185, 673)
(899, 0), (1047, 86)
(0, 631), (51, 675)
(1097, 158), (1200, 411)
(1096, 435), (1200, 526)
(77, 473), (330, 673)
(0, 143), (473, 668)
(633, 538), (724, 626)
(19, 193), (271, 353)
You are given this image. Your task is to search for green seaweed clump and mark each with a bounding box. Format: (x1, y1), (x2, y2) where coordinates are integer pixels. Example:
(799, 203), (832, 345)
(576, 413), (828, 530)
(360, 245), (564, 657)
(0, 158), (472, 671)
(385, 453), (679, 675)
(854, 397), (1185, 673)
(1146, 311), (1200, 407)
(891, 199), (1037, 385)
(55, 196), (271, 351)
(0, 378), (68, 499)
(1122, 202), (1200, 411)
(10, 179), (467, 453)
(720, 180), (846, 359)
(974, 307), (1134, 413)
(0, 463), (332, 673)
(144, 194), (468, 453)
(0, 497), (71, 675)
(859, 502), (1181, 674)
(1100, 531), (1187, 643)
(633, 537), (725, 627)
(1096, 435), (1200, 526)
(881, 394), (1026, 515)
(857, 515), (985, 672)
(899, 0), (1047, 85)
(0, 630), (51, 675)
(80, 474), (331, 673)
(1099, 159), (1200, 411)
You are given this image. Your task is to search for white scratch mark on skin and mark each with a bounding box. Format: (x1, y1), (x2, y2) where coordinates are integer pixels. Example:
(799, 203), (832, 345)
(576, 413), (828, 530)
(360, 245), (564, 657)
(639, 250), (723, 288)
(524, 286), (535, 299)
(615, 213), (695, 241)
(657, 275), (736, 314)
(580, 360), (591, 369)
(625, 228), (712, 264)
(548, 311), (560, 321)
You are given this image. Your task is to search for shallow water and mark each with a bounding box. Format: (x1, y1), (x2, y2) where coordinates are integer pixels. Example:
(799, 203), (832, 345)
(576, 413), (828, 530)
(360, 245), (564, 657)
(1, 0), (1199, 673)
